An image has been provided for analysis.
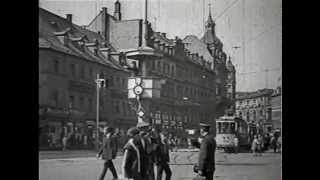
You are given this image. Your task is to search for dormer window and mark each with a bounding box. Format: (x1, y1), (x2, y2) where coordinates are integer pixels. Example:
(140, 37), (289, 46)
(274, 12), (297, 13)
(54, 28), (71, 46)
(94, 48), (98, 56)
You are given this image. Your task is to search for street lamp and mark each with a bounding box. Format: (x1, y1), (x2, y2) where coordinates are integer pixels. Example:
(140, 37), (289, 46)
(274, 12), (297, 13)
(94, 73), (106, 151)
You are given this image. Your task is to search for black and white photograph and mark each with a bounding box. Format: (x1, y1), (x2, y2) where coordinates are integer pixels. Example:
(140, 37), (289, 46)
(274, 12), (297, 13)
(39, 0), (282, 180)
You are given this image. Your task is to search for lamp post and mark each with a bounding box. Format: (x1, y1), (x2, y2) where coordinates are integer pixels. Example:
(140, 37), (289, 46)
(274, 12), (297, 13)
(94, 73), (105, 151)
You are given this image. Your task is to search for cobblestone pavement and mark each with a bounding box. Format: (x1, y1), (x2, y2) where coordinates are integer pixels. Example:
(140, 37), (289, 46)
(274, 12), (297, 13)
(39, 151), (281, 180)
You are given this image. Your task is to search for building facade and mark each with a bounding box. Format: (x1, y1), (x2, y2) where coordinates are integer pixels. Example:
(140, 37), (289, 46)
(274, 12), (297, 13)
(235, 89), (274, 134)
(39, 7), (136, 149)
(271, 86), (281, 132)
(83, 1), (235, 136)
(39, 0), (237, 149)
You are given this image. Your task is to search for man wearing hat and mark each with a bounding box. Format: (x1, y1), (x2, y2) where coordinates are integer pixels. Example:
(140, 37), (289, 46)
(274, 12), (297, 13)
(155, 131), (172, 180)
(197, 123), (216, 180)
(137, 121), (156, 180)
(122, 127), (148, 180)
(97, 127), (118, 180)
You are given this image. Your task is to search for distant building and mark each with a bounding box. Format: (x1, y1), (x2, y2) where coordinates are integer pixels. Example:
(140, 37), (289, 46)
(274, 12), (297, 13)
(235, 89), (274, 134)
(86, 1), (235, 136)
(271, 86), (281, 132)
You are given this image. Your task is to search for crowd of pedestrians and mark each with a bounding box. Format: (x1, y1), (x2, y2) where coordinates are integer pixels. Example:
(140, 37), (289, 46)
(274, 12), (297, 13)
(251, 132), (282, 156)
(96, 122), (217, 180)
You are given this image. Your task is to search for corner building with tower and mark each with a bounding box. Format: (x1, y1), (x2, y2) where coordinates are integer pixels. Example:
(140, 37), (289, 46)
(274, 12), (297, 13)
(39, 0), (236, 149)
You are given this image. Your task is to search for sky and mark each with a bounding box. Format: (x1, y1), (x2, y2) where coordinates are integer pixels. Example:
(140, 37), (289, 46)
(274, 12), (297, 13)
(39, 0), (282, 92)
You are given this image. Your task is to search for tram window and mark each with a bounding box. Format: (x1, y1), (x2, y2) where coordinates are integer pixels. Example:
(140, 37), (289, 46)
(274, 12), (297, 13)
(223, 123), (229, 133)
(217, 123), (221, 133)
(230, 123), (235, 133)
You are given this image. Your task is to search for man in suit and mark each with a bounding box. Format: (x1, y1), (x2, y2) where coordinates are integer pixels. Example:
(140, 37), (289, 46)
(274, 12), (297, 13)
(137, 121), (156, 180)
(122, 127), (148, 180)
(155, 131), (172, 180)
(97, 127), (118, 180)
(197, 123), (216, 180)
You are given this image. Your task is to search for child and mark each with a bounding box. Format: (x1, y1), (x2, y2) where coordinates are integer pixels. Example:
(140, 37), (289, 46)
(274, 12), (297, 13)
(251, 135), (258, 156)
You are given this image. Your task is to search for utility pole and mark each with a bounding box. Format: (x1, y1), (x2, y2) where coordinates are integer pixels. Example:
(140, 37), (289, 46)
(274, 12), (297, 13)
(242, 0), (246, 91)
(94, 73), (106, 151)
(265, 68), (269, 89)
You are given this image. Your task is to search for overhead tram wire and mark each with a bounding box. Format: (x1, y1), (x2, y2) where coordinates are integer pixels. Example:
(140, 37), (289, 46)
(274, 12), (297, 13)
(246, 23), (282, 44)
(213, 0), (241, 22)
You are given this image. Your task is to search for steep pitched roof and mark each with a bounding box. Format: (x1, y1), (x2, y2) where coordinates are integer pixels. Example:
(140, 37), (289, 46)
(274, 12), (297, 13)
(201, 31), (222, 47)
(183, 35), (213, 64)
(39, 7), (125, 71)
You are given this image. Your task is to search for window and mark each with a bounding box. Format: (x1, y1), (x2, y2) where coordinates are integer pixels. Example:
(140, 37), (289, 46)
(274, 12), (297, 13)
(89, 68), (93, 79)
(80, 65), (85, 79)
(69, 95), (74, 107)
(53, 60), (59, 73)
(70, 64), (76, 78)
(110, 76), (114, 87)
(79, 97), (84, 109)
(246, 111), (250, 121)
(116, 102), (120, 113)
(122, 77), (126, 88)
(171, 65), (175, 76)
(151, 61), (155, 70)
(122, 101), (126, 116)
(216, 86), (220, 95)
(88, 98), (93, 111)
(51, 90), (59, 107)
(116, 77), (120, 87)
(157, 61), (161, 72)
(162, 63), (166, 73)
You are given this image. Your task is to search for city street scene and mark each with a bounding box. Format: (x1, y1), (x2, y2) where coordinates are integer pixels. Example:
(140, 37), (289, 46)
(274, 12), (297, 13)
(39, 0), (282, 180)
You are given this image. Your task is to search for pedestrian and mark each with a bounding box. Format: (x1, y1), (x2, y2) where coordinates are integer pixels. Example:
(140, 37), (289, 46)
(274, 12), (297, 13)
(62, 135), (68, 151)
(122, 127), (147, 180)
(277, 136), (282, 153)
(83, 135), (88, 148)
(96, 127), (118, 180)
(270, 135), (277, 153)
(251, 135), (258, 156)
(257, 134), (263, 156)
(197, 123), (216, 180)
(137, 122), (156, 180)
(264, 134), (270, 151)
(233, 136), (239, 154)
(155, 131), (172, 180)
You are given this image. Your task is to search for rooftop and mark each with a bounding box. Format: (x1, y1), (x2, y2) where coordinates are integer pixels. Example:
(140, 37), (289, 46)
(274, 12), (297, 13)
(39, 7), (126, 72)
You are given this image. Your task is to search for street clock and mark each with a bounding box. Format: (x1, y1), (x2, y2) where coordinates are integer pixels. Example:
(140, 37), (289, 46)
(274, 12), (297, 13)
(133, 85), (144, 95)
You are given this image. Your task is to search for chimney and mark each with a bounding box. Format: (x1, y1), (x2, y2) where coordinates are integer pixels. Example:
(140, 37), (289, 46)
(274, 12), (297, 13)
(102, 7), (108, 15)
(114, 0), (122, 21)
(66, 14), (72, 23)
(102, 7), (109, 43)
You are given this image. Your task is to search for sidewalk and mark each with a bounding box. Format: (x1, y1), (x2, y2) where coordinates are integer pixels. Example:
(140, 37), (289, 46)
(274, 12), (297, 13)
(39, 150), (124, 160)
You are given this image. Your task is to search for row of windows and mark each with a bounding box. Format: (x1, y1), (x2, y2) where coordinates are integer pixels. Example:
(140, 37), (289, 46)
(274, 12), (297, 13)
(49, 89), (134, 117)
(236, 97), (270, 107)
(111, 100), (135, 116)
(149, 59), (213, 88)
(52, 58), (127, 88)
(153, 111), (210, 124)
(161, 83), (213, 99)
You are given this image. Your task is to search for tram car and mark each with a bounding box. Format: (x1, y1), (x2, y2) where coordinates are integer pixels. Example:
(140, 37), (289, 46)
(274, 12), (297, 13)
(215, 115), (251, 152)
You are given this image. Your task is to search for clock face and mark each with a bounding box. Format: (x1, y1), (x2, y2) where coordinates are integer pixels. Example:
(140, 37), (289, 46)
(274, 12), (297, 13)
(134, 85), (144, 95)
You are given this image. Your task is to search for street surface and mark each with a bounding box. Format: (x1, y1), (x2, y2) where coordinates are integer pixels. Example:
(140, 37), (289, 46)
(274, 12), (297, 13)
(39, 149), (281, 180)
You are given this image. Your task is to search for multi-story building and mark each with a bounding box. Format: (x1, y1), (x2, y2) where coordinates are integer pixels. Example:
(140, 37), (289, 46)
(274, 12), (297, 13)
(271, 86), (281, 132)
(39, 7), (136, 149)
(183, 8), (236, 118)
(39, 0), (236, 148)
(85, 1), (236, 136)
(235, 89), (274, 134)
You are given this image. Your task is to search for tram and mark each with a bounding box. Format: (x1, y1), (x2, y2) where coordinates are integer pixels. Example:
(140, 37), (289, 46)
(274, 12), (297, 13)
(215, 115), (251, 152)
